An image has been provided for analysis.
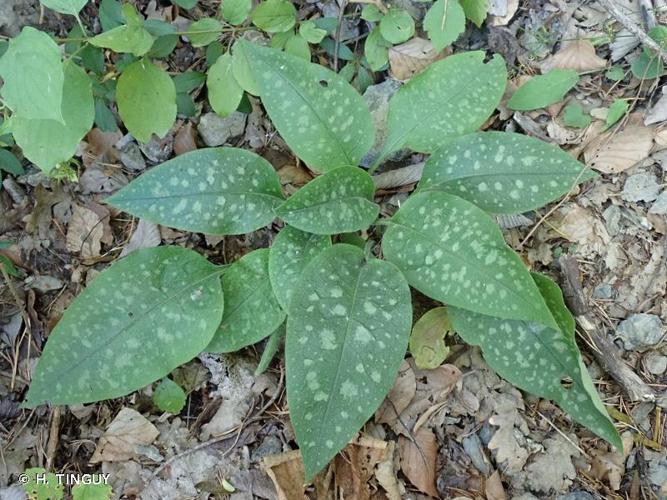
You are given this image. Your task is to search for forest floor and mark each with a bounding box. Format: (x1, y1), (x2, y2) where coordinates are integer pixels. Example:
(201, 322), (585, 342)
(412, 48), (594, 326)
(1, 0), (667, 499)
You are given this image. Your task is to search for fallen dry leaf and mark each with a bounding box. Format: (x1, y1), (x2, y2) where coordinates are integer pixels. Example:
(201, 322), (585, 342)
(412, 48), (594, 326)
(119, 219), (162, 257)
(551, 204), (611, 254)
(398, 427), (439, 497)
(487, 392), (529, 474)
(389, 38), (444, 81)
(174, 122), (198, 156)
(375, 441), (402, 500)
(66, 204), (108, 259)
(485, 470), (507, 500)
(375, 360), (416, 426)
(83, 128), (122, 167)
(90, 407), (159, 463)
(262, 450), (305, 500)
(522, 435), (580, 493)
(542, 39), (607, 72)
(334, 436), (390, 500)
(584, 125), (655, 173)
(590, 448), (624, 490)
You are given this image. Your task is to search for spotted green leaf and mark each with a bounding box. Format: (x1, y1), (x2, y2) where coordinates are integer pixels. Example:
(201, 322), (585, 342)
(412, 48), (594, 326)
(378, 51), (507, 161)
(187, 18), (222, 47)
(223, 0), (252, 25)
(207, 249), (285, 353)
(382, 191), (557, 328)
(107, 148), (283, 235)
(24, 246), (224, 406)
(449, 273), (622, 450)
(116, 60), (177, 143)
(276, 167), (379, 234)
(508, 69), (579, 111)
(269, 226), (331, 310)
(90, 4), (155, 57)
(424, 0), (466, 51)
(409, 306), (452, 369)
(207, 53), (243, 117)
(287, 244), (412, 480)
(251, 0), (297, 33)
(0, 27), (64, 122)
(238, 41), (375, 172)
(153, 377), (187, 413)
(41, 0), (88, 15)
(7, 61), (94, 173)
(419, 132), (597, 214)
(380, 8), (415, 44)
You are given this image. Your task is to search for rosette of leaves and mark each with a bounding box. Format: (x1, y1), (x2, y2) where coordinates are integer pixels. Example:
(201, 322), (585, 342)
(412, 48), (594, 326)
(22, 39), (619, 482)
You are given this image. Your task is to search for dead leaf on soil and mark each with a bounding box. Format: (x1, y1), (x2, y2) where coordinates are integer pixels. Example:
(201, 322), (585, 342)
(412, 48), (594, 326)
(375, 360), (416, 426)
(542, 39), (607, 73)
(590, 448), (624, 490)
(584, 125), (655, 174)
(487, 392), (529, 474)
(522, 434), (580, 494)
(90, 407), (159, 463)
(485, 470), (507, 500)
(174, 122), (198, 156)
(119, 219), (162, 257)
(398, 427), (439, 497)
(389, 38), (445, 81)
(550, 204), (611, 255)
(66, 204), (111, 259)
(262, 450), (306, 500)
(83, 128), (122, 167)
(375, 441), (402, 500)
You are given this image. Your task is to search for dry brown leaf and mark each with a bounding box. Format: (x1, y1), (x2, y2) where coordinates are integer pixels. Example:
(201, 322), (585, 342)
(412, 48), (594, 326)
(174, 122), (198, 156)
(583, 125), (655, 173)
(375, 441), (402, 500)
(389, 38), (445, 81)
(551, 204), (610, 256)
(334, 436), (390, 500)
(83, 128), (122, 167)
(66, 204), (106, 259)
(375, 360), (416, 426)
(398, 428), (438, 497)
(119, 219), (162, 257)
(262, 450), (306, 500)
(590, 449), (624, 490)
(90, 408), (159, 463)
(487, 392), (529, 474)
(485, 470), (506, 500)
(542, 39), (607, 72)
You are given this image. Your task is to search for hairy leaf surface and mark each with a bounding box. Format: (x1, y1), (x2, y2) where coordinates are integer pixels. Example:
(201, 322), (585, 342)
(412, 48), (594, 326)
(25, 247), (223, 406)
(207, 249), (285, 352)
(269, 226), (331, 310)
(380, 51), (507, 160)
(449, 273), (622, 450)
(116, 60), (177, 142)
(287, 244), (412, 480)
(419, 132), (597, 213)
(0, 27), (64, 122)
(382, 191), (556, 327)
(107, 148), (283, 235)
(239, 41), (374, 172)
(275, 167), (379, 234)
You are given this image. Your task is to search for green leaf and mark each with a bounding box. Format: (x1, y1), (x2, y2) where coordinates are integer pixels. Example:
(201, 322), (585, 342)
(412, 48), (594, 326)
(239, 41), (375, 172)
(232, 41), (261, 95)
(24, 246), (224, 406)
(409, 306), (452, 369)
(631, 26), (667, 79)
(94, 99), (118, 132)
(562, 102), (591, 128)
(605, 99), (629, 130)
(285, 33), (311, 60)
(419, 131), (597, 214)
(382, 190), (557, 327)
(90, 4), (155, 57)
(286, 244), (412, 480)
(223, 0), (252, 25)
(0, 149), (24, 175)
(361, 4), (382, 22)
(187, 18), (222, 47)
(0, 255), (19, 277)
(100, 0), (124, 31)
(255, 323), (285, 375)
(269, 226), (331, 310)
(380, 8), (415, 44)
(171, 0), (197, 8)
(251, 0), (297, 33)
(449, 273), (622, 450)
(207, 249), (286, 353)
(173, 71), (206, 93)
(508, 69), (579, 111)
(276, 167), (379, 234)
(145, 19), (178, 58)
(380, 51), (507, 159)
(365, 26), (390, 71)
(23, 468), (64, 500)
(153, 378), (187, 413)
(207, 53), (243, 117)
(459, 0), (488, 27)
(300, 20), (327, 43)
(41, 0), (88, 15)
(423, 0), (466, 51)
(72, 481), (113, 500)
(8, 61), (94, 173)
(605, 65), (625, 81)
(107, 148), (283, 235)
(116, 60), (177, 143)
(0, 27), (64, 122)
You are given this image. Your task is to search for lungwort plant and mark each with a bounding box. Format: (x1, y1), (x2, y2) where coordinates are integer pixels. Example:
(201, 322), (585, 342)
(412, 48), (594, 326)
(8, 29), (621, 478)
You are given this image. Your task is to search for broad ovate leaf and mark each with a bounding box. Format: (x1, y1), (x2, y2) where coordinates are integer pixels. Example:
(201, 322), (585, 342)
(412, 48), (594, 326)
(186, 18), (222, 47)
(423, 0), (466, 51)
(409, 306), (452, 369)
(116, 60), (177, 143)
(153, 378), (187, 413)
(0, 27), (64, 122)
(8, 61), (94, 173)
(508, 69), (579, 111)
(107, 148), (283, 235)
(90, 4), (155, 57)
(449, 273), (622, 450)
(223, 0), (252, 25)
(251, 0), (297, 32)
(25, 246), (224, 406)
(207, 53), (243, 117)
(275, 167), (379, 234)
(419, 132), (597, 214)
(269, 226), (331, 310)
(380, 8), (415, 44)
(382, 191), (557, 328)
(238, 41), (374, 172)
(379, 51), (507, 161)
(207, 249), (285, 353)
(287, 244), (412, 479)
(41, 0), (88, 15)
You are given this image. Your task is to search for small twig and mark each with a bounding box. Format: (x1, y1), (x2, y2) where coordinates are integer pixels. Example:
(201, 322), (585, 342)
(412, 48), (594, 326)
(46, 407), (62, 470)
